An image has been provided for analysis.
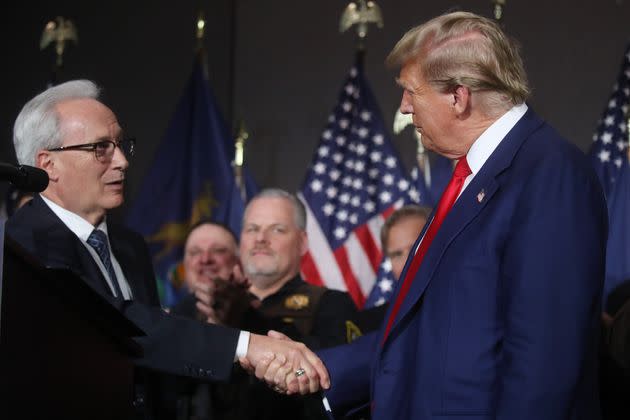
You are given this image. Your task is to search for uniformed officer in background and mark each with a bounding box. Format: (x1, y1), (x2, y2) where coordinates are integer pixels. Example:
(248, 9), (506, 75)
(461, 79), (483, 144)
(184, 188), (357, 420)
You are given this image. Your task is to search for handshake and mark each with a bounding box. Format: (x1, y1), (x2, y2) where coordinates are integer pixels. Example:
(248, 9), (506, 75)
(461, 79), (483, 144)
(241, 330), (330, 395)
(189, 266), (331, 395)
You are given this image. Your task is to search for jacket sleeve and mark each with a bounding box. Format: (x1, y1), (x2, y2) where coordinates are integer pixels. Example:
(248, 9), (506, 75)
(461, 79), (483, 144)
(124, 301), (240, 382)
(119, 229), (241, 382)
(318, 332), (377, 418)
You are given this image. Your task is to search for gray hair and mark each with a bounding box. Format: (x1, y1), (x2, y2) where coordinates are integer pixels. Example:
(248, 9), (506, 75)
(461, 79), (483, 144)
(244, 188), (307, 230)
(13, 80), (101, 166)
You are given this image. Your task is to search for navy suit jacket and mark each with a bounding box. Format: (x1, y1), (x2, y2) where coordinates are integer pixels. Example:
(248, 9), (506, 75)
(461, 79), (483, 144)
(320, 109), (608, 420)
(6, 195), (240, 381)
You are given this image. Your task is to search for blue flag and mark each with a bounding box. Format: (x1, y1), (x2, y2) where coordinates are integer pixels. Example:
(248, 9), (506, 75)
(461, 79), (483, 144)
(126, 55), (257, 307)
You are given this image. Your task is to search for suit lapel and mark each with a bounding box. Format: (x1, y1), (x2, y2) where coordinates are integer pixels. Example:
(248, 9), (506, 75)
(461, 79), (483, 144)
(382, 109), (544, 347)
(30, 200), (151, 303)
(18, 196), (114, 298)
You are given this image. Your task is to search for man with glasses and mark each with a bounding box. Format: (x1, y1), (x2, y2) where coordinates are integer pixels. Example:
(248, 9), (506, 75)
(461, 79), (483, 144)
(47, 137), (135, 160)
(6, 79), (329, 419)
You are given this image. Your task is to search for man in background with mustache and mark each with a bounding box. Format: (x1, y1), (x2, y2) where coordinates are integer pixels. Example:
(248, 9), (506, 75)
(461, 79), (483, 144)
(199, 188), (357, 420)
(238, 188), (357, 350)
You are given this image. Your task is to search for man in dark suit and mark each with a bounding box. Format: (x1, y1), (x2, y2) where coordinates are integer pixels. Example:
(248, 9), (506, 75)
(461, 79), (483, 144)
(6, 79), (329, 418)
(312, 11), (607, 420)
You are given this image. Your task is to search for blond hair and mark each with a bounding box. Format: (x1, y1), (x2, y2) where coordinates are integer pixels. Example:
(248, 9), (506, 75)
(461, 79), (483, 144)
(386, 11), (530, 116)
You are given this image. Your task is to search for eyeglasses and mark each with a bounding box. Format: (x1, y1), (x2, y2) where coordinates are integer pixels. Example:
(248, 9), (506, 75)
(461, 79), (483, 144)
(48, 138), (135, 163)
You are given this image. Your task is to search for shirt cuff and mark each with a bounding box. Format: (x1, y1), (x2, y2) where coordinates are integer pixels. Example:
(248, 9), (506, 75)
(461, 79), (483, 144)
(234, 330), (250, 362)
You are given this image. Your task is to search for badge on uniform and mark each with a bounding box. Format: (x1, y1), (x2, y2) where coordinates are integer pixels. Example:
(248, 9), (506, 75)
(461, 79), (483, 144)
(477, 189), (485, 203)
(285, 294), (310, 310)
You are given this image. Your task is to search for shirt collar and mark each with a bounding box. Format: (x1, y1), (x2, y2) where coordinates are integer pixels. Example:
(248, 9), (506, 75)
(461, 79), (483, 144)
(466, 103), (528, 175)
(40, 194), (108, 242)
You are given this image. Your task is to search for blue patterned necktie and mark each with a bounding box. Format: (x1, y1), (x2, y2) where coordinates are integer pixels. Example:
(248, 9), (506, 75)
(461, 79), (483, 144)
(87, 229), (124, 299)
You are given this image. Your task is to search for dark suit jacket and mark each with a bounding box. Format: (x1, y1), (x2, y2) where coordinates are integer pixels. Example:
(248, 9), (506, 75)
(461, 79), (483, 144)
(6, 195), (240, 383)
(320, 108), (608, 420)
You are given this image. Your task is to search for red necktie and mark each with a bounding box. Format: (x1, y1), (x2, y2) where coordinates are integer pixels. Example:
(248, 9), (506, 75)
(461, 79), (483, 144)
(382, 157), (472, 343)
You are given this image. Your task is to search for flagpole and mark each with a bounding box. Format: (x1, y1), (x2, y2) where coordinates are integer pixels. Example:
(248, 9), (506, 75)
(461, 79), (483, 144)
(339, 0), (384, 88)
(195, 10), (210, 80)
(233, 120), (249, 201)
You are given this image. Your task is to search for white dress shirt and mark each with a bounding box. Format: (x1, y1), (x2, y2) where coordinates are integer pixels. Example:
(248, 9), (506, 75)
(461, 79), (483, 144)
(40, 194), (133, 300)
(460, 102), (528, 195)
(413, 103), (529, 256)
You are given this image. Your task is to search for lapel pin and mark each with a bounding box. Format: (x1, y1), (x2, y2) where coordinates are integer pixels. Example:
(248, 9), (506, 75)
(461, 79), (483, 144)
(477, 189), (485, 203)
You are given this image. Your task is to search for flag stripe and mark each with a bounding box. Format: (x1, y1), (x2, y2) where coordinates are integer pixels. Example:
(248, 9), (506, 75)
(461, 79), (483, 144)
(345, 232), (378, 296)
(300, 195), (348, 291)
(334, 245), (367, 308)
(300, 252), (324, 287)
(354, 222), (382, 274)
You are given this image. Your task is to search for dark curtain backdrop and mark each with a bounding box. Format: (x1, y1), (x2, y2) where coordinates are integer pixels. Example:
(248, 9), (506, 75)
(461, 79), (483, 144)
(2, 0), (629, 215)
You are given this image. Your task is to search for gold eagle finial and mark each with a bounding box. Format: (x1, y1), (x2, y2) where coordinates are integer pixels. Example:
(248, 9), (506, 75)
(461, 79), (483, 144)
(492, 0), (507, 21)
(40, 17), (78, 68)
(339, 0), (383, 39)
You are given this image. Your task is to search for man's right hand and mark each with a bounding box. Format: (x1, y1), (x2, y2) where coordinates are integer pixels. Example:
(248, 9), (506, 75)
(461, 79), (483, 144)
(239, 332), (330, 395)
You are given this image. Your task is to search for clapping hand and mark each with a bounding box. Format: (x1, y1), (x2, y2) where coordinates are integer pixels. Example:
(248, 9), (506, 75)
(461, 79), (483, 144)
(193, 264), (259, 325)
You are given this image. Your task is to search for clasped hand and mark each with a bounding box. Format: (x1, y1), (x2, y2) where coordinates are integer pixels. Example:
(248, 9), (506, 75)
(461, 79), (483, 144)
(240, 330), (330, 395)
(190, 266), (330, 394)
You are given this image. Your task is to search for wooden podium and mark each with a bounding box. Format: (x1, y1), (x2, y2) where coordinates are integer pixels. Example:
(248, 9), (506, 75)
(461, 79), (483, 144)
(0, 236), (144, 419)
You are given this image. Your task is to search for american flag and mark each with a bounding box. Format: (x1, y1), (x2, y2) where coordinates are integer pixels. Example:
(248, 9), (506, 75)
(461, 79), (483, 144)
(364, 258), (396, 308)
(589, 43), (630, 307)
(299, 53), (419, 308)
(589, 43), (630, 198)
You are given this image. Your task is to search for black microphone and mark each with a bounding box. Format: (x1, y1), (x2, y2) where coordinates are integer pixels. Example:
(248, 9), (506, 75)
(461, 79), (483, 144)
(0, 163), (49, 192)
